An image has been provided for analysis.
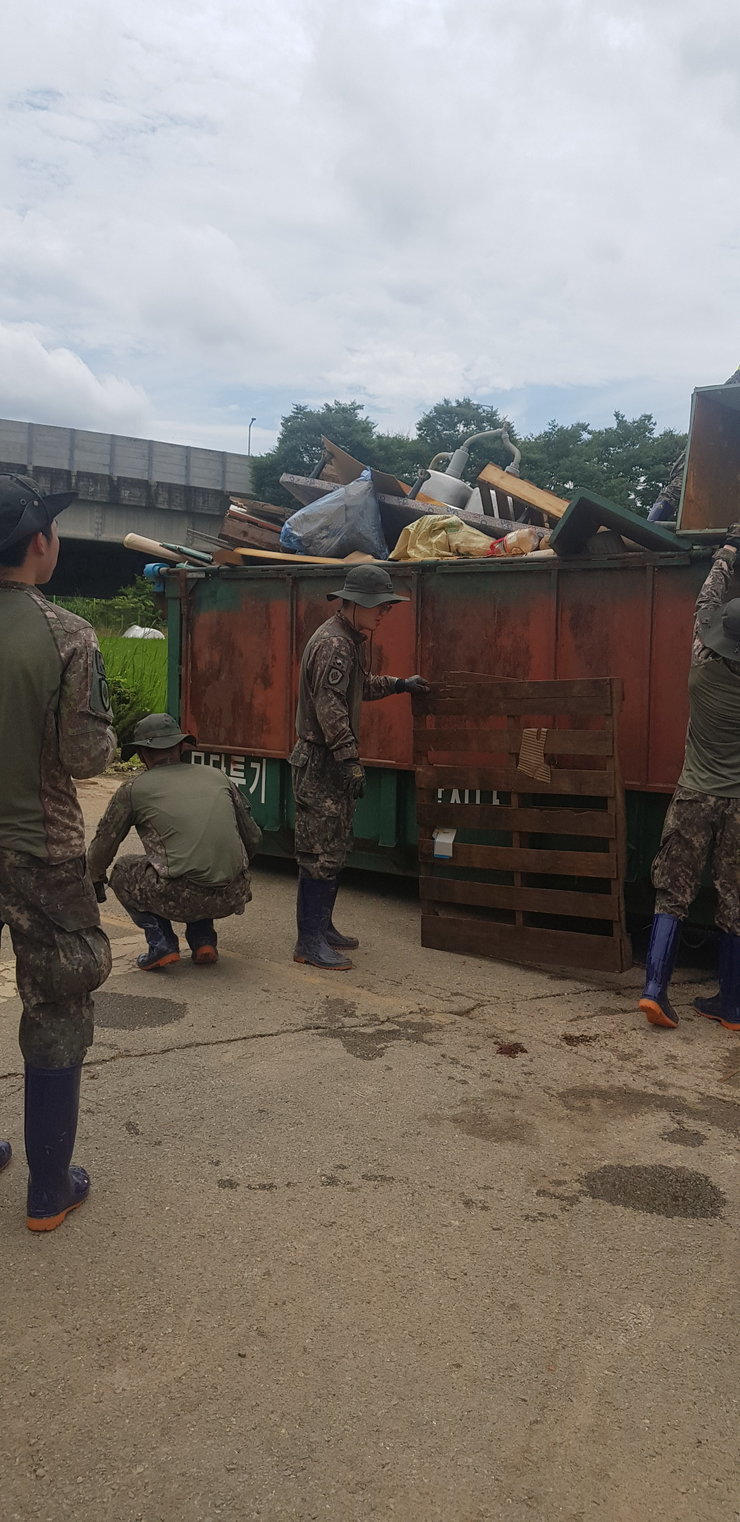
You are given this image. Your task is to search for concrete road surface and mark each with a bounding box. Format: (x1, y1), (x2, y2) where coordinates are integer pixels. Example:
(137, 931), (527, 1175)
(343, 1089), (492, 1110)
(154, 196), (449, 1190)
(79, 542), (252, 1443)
(1, 776), (738, 1522)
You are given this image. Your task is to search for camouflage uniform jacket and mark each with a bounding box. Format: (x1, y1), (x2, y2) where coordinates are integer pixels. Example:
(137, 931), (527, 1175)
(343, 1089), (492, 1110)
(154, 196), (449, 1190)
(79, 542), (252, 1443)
(691, 549), (738, 668)
(293, 613), (399, 764)
(677, 548), (740, 798)
(0, 582), (116, 861)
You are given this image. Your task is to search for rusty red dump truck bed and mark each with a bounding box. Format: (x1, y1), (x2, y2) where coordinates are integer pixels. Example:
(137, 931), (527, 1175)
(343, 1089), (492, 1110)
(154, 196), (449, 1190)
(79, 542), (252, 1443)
(165, 546), (715, 917)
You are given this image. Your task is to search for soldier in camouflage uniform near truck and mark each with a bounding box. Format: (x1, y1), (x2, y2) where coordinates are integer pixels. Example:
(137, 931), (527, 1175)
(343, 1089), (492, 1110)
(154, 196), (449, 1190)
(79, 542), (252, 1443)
(640, 525), (740, 1030)
(291, 563), (430, 970)
(0, 475), (116, 1230)
(88, 713), (262, 969)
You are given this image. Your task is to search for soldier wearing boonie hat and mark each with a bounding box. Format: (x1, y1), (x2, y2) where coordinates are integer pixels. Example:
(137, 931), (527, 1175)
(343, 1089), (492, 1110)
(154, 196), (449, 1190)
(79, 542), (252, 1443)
(640, 524), (740, 1032)
(0, 474), (116, 1231)
(290, 563), (430, 970)
(87, 712), (262, 971)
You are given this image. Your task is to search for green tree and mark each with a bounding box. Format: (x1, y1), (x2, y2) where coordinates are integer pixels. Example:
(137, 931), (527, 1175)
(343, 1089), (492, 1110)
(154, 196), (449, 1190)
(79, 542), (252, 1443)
(250, 400), (380, 507)
(520, 412), (686, 515)
(415, 397), (518, 481)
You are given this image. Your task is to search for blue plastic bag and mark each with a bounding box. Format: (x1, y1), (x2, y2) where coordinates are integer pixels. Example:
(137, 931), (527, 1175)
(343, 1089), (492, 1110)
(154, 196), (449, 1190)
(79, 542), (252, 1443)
(280, 469), (388, 559)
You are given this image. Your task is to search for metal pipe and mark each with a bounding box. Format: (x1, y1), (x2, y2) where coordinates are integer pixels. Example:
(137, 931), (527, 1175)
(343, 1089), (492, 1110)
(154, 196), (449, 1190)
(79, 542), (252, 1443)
(445, 426), (521, 481)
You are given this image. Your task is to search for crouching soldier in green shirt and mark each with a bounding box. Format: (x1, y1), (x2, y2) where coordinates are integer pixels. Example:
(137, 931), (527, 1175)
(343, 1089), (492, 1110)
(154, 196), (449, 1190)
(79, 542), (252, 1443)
(88, 714), (262, 970)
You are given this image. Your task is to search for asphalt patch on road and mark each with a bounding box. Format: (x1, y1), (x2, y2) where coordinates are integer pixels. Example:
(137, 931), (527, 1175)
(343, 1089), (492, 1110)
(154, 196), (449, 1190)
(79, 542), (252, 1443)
(582, 1163), (725, 1219)
(94, 991), (187, 1030)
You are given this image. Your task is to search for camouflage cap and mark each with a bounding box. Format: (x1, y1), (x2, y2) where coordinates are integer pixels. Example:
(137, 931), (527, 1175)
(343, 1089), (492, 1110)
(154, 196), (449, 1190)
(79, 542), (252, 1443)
(0, 474), (76, 552)
(327, 563), (408, 608)
(121, 712), (196, 760)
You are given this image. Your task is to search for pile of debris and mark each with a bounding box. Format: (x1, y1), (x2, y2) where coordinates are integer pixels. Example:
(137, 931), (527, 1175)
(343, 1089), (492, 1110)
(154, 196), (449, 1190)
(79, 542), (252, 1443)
(214, 430), (681, 565)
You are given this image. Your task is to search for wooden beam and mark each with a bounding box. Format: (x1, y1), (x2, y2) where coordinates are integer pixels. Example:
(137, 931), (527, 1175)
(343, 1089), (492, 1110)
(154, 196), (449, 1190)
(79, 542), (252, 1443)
(478, 463), (568, 521)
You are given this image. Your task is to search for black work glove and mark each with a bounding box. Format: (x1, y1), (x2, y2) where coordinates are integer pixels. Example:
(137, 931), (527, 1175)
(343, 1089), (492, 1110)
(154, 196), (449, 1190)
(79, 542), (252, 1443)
(395, 675), (431, 695)
(93, 881), (107, 904)
(340, 760), (366, 800)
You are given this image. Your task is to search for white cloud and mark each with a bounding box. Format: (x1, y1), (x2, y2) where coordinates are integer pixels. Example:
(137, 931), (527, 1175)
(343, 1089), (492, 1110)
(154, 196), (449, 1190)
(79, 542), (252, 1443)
(0, 0), (739, 450)
(0, 322), (149, 433)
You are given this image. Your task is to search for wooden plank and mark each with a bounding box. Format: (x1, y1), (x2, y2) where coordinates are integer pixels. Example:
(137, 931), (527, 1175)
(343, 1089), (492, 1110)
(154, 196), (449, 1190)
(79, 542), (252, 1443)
(415, 802), (617, 837)
(432, 676), (615, 705)
(418, 839), (616, 876)
(416, 765), (614, 796)
(479, 462), (569, 521)
(421, 913), (630, 973)
(415, 726), (612, 757)
(420, 875), (620, 919)
(228, 546), (347, 565)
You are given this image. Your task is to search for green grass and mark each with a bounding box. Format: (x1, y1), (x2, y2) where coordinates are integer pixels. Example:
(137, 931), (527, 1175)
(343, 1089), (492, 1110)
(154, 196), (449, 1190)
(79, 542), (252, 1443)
(99, 637), (168, 715)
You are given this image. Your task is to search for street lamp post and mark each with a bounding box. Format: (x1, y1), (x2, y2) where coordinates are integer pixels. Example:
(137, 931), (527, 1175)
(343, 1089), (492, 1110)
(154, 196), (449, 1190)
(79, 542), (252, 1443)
(248, 417), (256, 457)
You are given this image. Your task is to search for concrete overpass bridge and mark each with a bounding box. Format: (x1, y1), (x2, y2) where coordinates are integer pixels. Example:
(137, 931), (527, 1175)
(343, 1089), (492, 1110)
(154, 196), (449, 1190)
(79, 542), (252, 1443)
(0, 417), (254, 594)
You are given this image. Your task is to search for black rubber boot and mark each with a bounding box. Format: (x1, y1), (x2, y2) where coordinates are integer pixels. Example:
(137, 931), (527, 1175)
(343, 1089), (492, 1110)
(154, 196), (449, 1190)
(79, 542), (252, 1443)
(639, 913), (681, 1028)
(128, 910), (180, 970)
(186, 919), (218, 966)
(25, 1065), (89, 1232)
(694, 933), (731, 1023)
(294, 873), (353, 970)
(720, 934), (740, 1031)
(0, 1140), (11, 1172)
(325, 878), (359, 951)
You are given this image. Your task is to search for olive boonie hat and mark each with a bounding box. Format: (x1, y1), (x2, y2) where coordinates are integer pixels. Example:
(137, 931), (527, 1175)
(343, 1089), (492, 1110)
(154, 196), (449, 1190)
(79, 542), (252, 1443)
(698, 597), (740, 661)
(328, 563), (408, 608)
(0, 474), (76, 553)
(121, 712), (196, 760)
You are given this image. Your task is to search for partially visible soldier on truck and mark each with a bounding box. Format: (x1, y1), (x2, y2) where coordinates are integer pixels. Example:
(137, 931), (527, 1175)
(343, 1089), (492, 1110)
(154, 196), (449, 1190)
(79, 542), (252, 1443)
(0, 474), (116, 1231)
(87, 713), (262, 969)
(640, 524), (740, 1031)
(291, 563), (430, 971)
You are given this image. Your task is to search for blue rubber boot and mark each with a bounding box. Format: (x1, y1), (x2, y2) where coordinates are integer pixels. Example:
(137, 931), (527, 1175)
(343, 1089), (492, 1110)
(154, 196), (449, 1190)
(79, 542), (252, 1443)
(294, 873), (353, 970)
(186, 919), (218, 966)
(325, 879), (359, 951)
(694, 933), (731, 1023)
(720, 935), (740, 1032)
(128, 910), (180, 970)
(25, 1065), (89, 1232)
(639, 913), (681, 1028)
(0, 1140), (11, 1172)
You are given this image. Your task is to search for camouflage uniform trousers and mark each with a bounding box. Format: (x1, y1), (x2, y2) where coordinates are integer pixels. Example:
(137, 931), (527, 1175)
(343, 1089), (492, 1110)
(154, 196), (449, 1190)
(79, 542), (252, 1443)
(652, 786), (740, 934)
(0, 849), (111, 1067)
(291, 742), (355, 880)
(110, 855), (250, 925)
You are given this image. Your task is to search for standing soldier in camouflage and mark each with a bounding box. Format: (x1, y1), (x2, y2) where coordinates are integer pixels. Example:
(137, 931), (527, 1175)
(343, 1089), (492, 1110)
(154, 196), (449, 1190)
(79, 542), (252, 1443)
(640, 525), (740, 1030)
(87, 713), (262, 969)
(0, 475), (116, 1230)
(291, 563), (430, 970)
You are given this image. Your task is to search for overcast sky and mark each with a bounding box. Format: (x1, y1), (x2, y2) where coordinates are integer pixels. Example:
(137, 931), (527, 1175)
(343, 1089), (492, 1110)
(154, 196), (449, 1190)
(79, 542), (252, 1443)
(1, 0), (738, 456)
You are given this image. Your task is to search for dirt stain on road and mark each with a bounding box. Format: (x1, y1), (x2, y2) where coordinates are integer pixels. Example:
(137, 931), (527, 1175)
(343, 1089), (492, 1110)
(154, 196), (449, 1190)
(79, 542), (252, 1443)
(94, 992), (187, 1030)
(582, 1163), (725, 1219)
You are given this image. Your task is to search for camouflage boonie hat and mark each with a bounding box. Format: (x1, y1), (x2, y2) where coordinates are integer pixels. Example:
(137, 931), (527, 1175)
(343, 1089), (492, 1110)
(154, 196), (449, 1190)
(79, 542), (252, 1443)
(328, 563), (408, 607)
(121, 712), (196, 760)
(698, 597), (740, 661)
